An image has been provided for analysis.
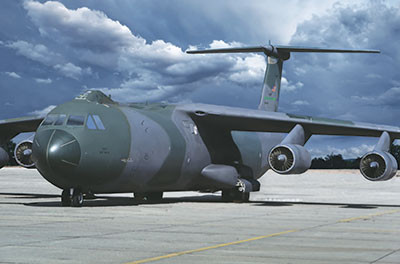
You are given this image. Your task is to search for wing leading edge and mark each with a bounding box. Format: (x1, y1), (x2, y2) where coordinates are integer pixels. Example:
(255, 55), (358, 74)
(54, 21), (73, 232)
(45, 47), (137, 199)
(0, 116), (43, 145)
(178, 104), (400, 139)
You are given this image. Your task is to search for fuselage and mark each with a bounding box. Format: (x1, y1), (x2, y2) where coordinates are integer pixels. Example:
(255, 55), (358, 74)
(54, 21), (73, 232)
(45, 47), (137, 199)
(31, 91), (283, 194)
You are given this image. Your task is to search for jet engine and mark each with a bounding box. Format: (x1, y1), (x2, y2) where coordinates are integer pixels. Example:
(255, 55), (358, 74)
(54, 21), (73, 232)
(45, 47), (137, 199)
(14, 140), (35, 168)
(268, 144), (311, 174)
(360, 151), (397, 181)
(0, 147), (9, 169)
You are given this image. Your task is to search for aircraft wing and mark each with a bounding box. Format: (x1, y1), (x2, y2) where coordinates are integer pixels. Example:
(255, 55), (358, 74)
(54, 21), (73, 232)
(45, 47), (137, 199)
(0, 116), (43, 145)
(178, 104), (400, 138)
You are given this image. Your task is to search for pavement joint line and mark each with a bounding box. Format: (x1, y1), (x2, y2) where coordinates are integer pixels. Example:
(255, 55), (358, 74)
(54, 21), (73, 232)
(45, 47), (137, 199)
(370, 247), (400, 263)
(126, 208), (400, 264)
(337, 209), (400, 223)
(125, 229), (298, 264)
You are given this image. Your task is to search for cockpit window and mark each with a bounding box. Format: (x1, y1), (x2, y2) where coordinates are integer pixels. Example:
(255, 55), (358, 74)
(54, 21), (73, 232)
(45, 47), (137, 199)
(86, 114), (106, 130)
(54, 114), (66, 126)
(92, 115), (105, 130)
(67, 115), (85, 126)
(42, 114), (58, 126)
(86, 115), (97, 130)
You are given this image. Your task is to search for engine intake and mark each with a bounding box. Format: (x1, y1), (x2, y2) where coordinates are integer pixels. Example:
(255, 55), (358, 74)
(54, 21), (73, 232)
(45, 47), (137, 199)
(268, 144), (311, 174)
(0, 147), (9, 169)
(14, 140), (35, 168)
(360, 151), (397, 181)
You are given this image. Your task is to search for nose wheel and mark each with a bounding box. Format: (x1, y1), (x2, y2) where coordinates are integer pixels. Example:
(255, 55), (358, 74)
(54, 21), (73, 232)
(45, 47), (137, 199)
(61, 189), (84, 207)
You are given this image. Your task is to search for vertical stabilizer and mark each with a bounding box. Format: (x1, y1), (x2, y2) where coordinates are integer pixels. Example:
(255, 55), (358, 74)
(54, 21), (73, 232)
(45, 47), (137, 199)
(258, 57), (283, 112)
(187, 45), (379, 112)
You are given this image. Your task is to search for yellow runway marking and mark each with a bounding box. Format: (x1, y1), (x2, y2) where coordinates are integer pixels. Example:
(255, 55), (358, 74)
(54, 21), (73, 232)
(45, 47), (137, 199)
(126, 229), (297, 264)
(127, 208), (400, 264)
(338, 209), (400, 223)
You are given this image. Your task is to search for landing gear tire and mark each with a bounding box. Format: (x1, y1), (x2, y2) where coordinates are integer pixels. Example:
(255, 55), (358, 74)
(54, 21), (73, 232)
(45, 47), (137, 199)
(134, 192), (163, 202)
(146, 192), (163, 201)
(221, 189), (250, 203)
(61, 189), (71, 206)
(71, 189), (83, 207)
(133, 193), (145, 201)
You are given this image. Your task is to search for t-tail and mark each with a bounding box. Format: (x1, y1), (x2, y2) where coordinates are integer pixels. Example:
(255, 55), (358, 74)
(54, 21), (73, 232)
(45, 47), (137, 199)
(187, 44), (379, 112)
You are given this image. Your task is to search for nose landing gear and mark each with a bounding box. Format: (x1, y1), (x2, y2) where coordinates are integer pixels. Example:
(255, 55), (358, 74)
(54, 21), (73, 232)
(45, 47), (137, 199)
(61, 188), (84, 207)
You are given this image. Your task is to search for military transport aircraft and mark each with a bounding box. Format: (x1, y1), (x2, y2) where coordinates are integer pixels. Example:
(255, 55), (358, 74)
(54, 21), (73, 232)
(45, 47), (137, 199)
(1, 44), (399, 207)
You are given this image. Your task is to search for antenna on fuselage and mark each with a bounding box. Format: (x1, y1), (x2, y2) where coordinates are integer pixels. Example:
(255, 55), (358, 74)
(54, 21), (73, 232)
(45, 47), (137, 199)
(187, 44), (379, 112)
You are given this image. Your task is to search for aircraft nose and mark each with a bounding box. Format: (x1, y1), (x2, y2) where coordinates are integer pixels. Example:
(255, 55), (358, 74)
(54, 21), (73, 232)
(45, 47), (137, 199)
(47, 130), (81, 171)
(33, 129), (81, 176)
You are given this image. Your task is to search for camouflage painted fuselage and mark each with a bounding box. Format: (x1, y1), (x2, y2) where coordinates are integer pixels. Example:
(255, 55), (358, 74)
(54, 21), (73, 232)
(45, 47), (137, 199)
(32, 92), (283, 194)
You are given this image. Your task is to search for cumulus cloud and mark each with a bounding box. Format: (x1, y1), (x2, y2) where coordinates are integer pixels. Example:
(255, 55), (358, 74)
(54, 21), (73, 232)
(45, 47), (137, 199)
(228, 55), (265, 84)
(286, 1), (400, 124)
(29, 105), (56, 117)
(351, 86), (400, 106)
(3, 38), (92, 80)
(35, 78), (52, 84)
(309, 144), (374, 159)
(281, 77), (303, 92)
(292, 100), (309, 106)
(20, 1), (267, 102)
(4, 40), (61, 66)
(54, 63), (88, 80)
(24, 0), (135, 52)
(4, 72), (21, 79)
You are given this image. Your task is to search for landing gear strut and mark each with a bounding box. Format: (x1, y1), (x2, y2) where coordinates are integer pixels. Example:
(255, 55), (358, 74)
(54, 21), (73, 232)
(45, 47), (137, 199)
(61, 188), (84, 207)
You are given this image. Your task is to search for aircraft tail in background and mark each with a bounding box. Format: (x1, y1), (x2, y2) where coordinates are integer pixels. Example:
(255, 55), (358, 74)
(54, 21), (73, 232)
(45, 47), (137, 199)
(187, 45), (379, 112)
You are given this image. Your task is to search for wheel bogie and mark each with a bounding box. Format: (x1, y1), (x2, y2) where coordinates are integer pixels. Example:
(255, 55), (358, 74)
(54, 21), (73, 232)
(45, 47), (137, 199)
(221, 189), (250, 203)
(61, 188), (83, 207)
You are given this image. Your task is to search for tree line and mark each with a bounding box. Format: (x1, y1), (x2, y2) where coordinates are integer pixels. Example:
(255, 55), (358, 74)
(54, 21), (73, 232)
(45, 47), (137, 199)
(311, 144), (400, 169)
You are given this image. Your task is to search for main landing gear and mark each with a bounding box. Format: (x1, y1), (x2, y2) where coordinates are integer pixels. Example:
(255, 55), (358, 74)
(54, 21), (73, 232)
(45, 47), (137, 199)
(61, 189), (84, 207)
(221, 180), (250, 203)
(133, 192), (163, 202)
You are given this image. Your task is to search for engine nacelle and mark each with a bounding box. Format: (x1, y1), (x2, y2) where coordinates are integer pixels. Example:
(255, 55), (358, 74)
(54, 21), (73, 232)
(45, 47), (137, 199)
(14, 140), (35, 168)
(268, 144), (311, 174)
(0, 147), (9, 169)
(360, 151), (397, 181)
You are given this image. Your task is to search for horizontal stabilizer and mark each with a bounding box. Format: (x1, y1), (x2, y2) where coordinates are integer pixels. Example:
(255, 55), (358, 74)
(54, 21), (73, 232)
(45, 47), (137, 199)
(187, 46), (267, 54)
(187, 45), (380, 60)
(275, 45), (380, 54)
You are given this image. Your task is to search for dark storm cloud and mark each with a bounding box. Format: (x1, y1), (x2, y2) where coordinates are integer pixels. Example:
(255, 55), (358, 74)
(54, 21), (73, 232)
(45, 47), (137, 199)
(17, 1), (267, 104)
(284, 1), (400, 126)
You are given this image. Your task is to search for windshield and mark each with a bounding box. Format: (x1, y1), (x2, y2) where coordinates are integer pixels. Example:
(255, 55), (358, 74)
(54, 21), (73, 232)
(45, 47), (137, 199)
(41, 114), (58, 126)
(67, 115), (85, 126)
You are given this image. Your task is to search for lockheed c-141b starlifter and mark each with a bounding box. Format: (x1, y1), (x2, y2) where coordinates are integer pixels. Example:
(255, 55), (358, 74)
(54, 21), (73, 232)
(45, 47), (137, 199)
(0, 44), (398, 206)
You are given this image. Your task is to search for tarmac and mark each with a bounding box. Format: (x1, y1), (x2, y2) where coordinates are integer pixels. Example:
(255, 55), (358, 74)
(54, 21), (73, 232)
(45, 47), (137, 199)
(1, 167), (400, 264)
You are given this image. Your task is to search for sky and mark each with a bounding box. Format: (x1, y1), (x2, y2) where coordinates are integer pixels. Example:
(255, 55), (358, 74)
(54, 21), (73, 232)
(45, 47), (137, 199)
(1, 0), (399, 158)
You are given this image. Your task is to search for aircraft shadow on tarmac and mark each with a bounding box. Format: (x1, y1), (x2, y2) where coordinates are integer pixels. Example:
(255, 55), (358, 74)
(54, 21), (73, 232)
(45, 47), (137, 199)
(0, 192), (399, 209)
